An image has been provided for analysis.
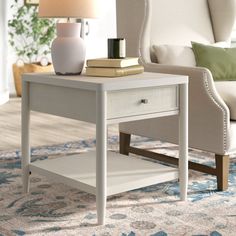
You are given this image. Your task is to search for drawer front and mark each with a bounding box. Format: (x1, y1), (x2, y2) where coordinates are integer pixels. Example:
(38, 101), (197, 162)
(107, 85), (178, 119)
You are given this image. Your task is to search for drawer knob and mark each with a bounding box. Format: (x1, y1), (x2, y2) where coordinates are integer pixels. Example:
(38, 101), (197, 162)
(141, 99), (149, 104)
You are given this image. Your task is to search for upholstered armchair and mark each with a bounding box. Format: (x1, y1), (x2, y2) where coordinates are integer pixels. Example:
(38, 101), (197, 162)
(116, 0), (236, 190)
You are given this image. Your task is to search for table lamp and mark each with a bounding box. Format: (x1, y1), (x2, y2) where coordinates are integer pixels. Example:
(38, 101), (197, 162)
(38, 0), (100, 75)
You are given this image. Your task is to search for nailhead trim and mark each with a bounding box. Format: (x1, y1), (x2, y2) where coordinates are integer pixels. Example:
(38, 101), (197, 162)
(202, 72), (228, 152)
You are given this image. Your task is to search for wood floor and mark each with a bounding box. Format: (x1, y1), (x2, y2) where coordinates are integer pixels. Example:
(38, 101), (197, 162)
(0, 98), (118, 151)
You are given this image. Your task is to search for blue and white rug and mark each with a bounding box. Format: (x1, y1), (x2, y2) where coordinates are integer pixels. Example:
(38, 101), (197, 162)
(0, 136), (236, 236)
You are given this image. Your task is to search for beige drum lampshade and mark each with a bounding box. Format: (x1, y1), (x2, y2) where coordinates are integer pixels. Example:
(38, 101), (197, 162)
(38, 0), (100, 18)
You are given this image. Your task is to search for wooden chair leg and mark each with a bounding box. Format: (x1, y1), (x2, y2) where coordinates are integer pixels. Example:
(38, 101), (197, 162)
(119, 132), (131, 155)
(215, 154), (229, 191)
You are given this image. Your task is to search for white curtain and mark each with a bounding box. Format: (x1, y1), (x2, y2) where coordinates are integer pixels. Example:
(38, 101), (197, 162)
(0, 0), (9, 105)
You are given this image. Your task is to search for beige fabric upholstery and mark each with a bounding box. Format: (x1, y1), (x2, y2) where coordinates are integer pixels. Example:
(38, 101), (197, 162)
(148, 0), (215, 62)
(215, 82), (236, 121)
(208, 0), (236, 42)
(153, 42), (230, 67)
(153, 45), (196, 66)
(117, 0), (236, 155)
(140, 0), (218, 63)
(229, 122), (236, 153)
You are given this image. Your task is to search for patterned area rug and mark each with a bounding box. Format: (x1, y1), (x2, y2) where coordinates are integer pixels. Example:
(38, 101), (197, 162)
(0, 136), (236, 236)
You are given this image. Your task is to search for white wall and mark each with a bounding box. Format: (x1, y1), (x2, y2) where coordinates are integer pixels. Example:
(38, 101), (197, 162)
(6, 0), (23, 95)
(0, 1), (10, 104)
(85, 0), (117, 59)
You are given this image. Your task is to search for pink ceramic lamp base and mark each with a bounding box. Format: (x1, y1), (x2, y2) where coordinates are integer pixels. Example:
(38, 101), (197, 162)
(51, 23), (86, 75)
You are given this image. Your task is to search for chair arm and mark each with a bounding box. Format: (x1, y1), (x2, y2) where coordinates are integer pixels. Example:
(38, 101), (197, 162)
(144, 63), (230, 153)
(144, 62), (229, 120)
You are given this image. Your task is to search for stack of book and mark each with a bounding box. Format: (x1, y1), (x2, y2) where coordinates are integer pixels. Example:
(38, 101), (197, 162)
(85, 57), (144, 77)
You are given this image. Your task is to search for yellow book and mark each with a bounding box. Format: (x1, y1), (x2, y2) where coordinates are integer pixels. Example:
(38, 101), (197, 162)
(85, 65), (144, 77)
(86, 57), (139, 68)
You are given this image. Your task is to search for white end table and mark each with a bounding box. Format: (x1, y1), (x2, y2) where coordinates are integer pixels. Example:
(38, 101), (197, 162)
(22, 72), (188, 225)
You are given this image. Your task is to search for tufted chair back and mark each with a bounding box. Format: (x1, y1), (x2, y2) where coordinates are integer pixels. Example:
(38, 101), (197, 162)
(116, 0), (236, 63)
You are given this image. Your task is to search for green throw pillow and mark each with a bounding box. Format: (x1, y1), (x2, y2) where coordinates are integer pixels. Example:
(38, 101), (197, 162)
(191, 41), (236, 81)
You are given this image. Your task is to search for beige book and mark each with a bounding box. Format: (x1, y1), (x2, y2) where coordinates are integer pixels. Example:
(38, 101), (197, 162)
(85, 65), (144, 77)
(86, 57), (139, 68)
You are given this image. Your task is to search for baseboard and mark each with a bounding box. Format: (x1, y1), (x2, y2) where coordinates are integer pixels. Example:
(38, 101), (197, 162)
(0, 90), (9, 105)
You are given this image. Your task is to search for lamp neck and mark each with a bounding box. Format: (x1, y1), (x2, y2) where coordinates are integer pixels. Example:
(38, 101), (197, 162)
(56, 23), (81, 38)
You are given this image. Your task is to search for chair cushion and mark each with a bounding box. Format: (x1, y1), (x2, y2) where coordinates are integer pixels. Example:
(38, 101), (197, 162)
(153, 42), (229, 67)
(192, 41), (236, 81)
(153, 45), (196, 66)
(215, 81), (236, 120)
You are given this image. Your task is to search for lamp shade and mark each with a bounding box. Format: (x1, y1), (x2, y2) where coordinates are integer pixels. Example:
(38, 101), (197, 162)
(38, 0), (101, 18)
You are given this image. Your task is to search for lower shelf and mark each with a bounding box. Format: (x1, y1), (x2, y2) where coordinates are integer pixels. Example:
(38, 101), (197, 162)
(29, 151), (178, 196)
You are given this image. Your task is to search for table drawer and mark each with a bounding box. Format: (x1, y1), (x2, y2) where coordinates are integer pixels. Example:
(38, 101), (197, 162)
(107, 85), (178, 119)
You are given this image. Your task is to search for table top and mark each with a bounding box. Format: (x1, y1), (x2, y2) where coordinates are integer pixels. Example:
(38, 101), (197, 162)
(23, 72), (188, 91)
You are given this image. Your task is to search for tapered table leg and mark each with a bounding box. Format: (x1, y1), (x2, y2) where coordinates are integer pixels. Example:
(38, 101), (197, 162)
(179, 83), (188, 201)
(22, 81), (30, 193)
(96, 90), (107, 225)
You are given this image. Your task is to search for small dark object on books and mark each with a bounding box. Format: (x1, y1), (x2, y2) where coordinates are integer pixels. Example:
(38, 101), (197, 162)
(108, 38), (126, 59)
